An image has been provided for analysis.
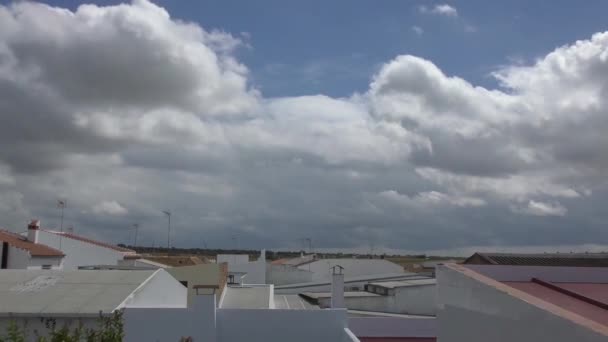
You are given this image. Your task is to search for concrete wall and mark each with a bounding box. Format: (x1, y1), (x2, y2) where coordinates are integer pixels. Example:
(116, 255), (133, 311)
(267, 264), (313, 285)
(124, 295), (217, 342)
(348, 317), (436, 339)
(217, 308), (352, 342)
(37, 230), (125, 270)
(436, 265), (608, 342)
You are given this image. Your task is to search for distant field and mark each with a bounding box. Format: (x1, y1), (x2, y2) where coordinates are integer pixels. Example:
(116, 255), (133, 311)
(386, 257), (426, 267)
(387, 256), (465, 268)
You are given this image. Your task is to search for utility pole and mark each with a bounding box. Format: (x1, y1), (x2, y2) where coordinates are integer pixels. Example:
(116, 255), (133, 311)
(132, 223), (139, 248)
(57, 199), (67, 249)
(305, 238), (313, 254)
(162, 210), (171, 251)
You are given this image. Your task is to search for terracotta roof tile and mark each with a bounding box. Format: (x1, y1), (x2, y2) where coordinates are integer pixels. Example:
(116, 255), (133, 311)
(0, 230), (64, 257)
(41, 229), (135, 253)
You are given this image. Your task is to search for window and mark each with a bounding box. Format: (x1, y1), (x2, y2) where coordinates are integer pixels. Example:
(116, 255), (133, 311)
(180, 280), (188, 287)
(42, 265), (52, 270)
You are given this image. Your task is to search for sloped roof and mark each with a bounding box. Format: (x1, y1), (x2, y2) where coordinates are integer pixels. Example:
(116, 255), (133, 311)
(42, 229), (134, 253)
(0, 269), (156, 316)
(465, 252), (608, 267)
(0, 230), (64, 257)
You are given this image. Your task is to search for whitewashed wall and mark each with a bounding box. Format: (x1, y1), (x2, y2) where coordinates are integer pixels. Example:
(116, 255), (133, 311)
(36, 230), (126, 269)
(6, 245), (29, 269)
(125, 295), (355, 342)
(28, 256), (63, 269)
(436, 265), (608, 342)
(217, 308), (352, 342)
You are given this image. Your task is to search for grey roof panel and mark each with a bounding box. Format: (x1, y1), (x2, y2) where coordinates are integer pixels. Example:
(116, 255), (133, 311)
(368, 279), (437, 289)
(0, 270), (154, 315)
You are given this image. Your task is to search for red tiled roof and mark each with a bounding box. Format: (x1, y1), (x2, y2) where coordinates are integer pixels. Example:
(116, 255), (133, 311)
(42, 229), (135, 253)
(0, 230), (64, 257)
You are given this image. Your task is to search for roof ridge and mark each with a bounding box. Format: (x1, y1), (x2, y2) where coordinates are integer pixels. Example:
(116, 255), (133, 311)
(40, 229), (135, 253)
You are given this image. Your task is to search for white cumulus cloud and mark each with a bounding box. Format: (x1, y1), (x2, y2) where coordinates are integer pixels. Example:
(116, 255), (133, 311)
(92, 201), (128, 216)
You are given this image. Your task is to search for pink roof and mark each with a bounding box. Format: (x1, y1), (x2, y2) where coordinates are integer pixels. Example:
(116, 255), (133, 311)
(42, 229), (135, 253)
(447, 264), (608, 337)
(504, 281), (608, 326)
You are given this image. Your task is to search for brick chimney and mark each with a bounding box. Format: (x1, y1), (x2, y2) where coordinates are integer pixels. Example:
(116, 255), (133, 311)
(27, 219), (40, 243)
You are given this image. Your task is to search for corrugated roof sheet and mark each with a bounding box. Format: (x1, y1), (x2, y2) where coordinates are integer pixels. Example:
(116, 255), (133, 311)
(466, 252), (608, 267)
(0, 269), (155, 316)
(0, 230), (64, 257)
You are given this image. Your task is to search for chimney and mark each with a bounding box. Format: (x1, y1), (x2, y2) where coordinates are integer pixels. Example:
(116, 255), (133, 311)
(330, 265), (345, 308)
(27, 220), (40, 243)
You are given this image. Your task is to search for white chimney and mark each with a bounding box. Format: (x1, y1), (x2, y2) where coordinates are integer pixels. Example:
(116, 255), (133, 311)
(330, 265), (345, 308)
(27, 220), (40, 243)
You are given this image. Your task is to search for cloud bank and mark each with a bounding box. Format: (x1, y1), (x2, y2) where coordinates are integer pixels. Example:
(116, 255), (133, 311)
(1, 0), (608, 252)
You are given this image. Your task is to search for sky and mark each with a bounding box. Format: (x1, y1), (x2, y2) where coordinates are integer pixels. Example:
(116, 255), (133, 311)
(1, 0), (608, 256)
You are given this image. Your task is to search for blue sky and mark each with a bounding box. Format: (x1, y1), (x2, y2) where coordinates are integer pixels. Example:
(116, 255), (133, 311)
(38, 0), (608, 97)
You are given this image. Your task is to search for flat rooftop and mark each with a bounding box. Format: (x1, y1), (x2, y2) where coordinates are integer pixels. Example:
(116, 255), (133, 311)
(273, 294), (319, 310)
(220, 286), (271, 309)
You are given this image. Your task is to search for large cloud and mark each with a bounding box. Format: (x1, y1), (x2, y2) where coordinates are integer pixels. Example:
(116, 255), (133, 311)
(1, 0), (608, 253)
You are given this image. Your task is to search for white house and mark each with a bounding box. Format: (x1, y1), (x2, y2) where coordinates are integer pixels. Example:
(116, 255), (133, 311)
(216, 250), (267, 284)
(0, 228), (64, 270)
(0, 268), (186, 341)
(301, 278), (437, 316)
(123, 273), (360, 342)
(26, 220), (140, 270)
